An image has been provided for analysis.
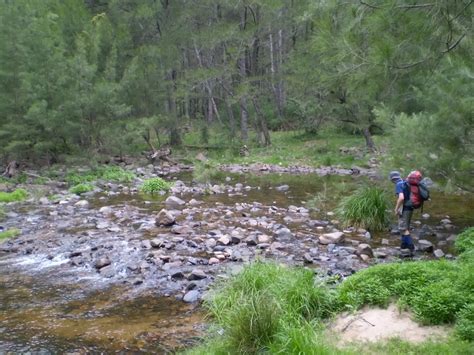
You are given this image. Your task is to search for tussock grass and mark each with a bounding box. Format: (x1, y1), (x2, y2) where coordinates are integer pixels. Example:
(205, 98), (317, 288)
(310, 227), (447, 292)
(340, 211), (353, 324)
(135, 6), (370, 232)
(69, 183), (94, 195)
(336, 186), (389, 231)
(0, 189), (28, 203)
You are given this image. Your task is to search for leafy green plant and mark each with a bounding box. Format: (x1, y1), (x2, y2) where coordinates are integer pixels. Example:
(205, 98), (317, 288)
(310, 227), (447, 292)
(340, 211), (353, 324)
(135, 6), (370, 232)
(96, 166), (136, 182)
(69, 183), (94, 195)
(0, 228), (21, 240)
(336, 186), (389, 231)
(455, 304), (474, 341)
(455, 227), (474, 254)
(0, 189), (28, 203)
(139, 177), (171, 194)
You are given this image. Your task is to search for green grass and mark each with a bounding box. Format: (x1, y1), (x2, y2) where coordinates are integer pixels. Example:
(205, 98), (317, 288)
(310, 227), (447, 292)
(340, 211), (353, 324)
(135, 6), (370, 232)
(69, 183), (94, 195)
(65, 166), (135, 185)
(336, 186), (389, 231)
(193, 160), (220, 184)
(0, 228), (21, 240)
(0, 189), (28, 203)
(139, 177), (171, 194)
(185, 227), (474, 354)
(177, 129), (372, 168)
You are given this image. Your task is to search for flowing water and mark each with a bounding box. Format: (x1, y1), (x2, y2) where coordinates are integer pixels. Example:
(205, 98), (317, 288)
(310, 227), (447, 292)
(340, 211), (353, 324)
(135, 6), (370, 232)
(1, 172), (473, 352)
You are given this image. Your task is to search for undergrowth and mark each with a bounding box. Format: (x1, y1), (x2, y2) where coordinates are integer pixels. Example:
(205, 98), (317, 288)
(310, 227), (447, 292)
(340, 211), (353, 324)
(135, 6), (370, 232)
(139, 177), (171, 194)
(66, 166), (135, 185)
(336, 186), (389, 231)
(0, 189), (28, 203)
(69, 183), (94, 195)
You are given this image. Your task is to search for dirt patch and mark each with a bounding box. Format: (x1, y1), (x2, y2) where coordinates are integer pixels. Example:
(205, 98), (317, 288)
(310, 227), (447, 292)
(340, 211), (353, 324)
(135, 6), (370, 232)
(330, 303), (450, 344)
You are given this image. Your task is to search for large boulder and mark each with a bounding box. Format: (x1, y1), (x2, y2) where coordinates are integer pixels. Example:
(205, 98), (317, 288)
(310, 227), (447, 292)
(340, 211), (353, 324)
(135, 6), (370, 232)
(356, 243), (373, 258)
(165, 196), (185, 209)
(418, 240), (434, 253)
(155, 209), (176, 226)
(319, 232), (344, 245)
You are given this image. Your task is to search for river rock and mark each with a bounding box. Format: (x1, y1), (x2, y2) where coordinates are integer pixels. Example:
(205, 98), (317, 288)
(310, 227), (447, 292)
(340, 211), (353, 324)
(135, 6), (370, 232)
(245, 235), (258, 246)
(275, 228), (293, 240)
(418, 240), (434, 252)
(208, 257), (220, 265)
(357, 243), (373, 257)
(276, 185), (289, 192)
(39, 197), (49, 205)
(95, 257), (111, 269)
(217, 235), (231, 246)
(319, 232), (344, 245)
(183, 290), (200, 303)
(303, 253), (313, 264)
(170, 270), (185, 279)
(434, 249), (445, 258)
(422, 213), (430, 219)
(99, 265), (115, 278)
(257, 234), (272, 244)
(165, 196), (185, 209)
(150, 238), (165, 248)
(188, 269), (207, 280)
(171, 225), (193, 235)
(99, 206), (113, 215)
(155, 209), (176, 226)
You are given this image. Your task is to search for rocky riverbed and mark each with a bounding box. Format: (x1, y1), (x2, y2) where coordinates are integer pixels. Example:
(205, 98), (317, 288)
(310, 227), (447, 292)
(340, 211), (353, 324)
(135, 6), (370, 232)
(0, 163), (470, 352)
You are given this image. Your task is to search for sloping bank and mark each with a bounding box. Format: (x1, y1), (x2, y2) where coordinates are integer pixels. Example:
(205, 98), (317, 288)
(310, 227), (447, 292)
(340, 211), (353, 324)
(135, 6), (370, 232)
(185, 228), (474, 354)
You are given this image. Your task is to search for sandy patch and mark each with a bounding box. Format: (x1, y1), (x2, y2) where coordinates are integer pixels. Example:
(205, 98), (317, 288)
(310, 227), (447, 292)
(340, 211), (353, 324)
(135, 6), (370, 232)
(331, 303), (450, 344)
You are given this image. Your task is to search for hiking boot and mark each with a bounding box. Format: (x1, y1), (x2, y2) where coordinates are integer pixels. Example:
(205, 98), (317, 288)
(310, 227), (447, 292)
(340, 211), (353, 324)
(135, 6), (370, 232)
(400, 248), (415, 258)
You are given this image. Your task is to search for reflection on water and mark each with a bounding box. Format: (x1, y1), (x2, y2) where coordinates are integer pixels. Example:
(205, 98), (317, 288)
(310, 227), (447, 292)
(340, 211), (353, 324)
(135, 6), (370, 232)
(0, 270), (204, 353)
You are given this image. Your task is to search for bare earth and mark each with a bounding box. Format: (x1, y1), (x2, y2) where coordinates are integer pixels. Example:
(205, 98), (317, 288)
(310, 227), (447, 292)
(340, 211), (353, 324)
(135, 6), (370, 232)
(331, 303), (450, 344)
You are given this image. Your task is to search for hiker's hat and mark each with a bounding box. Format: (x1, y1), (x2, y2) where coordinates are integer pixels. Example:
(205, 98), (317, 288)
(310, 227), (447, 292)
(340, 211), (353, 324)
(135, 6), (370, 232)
(389, 171), (401, 181)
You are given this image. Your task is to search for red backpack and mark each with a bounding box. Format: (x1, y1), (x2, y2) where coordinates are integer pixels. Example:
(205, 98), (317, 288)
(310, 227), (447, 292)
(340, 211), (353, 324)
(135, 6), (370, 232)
(406, 170), (430, 209)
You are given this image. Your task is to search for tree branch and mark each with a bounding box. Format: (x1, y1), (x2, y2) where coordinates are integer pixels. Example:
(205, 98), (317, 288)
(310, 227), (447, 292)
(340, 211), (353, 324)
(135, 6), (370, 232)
(442, 33), (466, 53)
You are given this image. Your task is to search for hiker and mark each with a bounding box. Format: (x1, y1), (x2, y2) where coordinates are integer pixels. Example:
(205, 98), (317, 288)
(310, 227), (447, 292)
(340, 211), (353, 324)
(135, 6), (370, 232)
(389, 171), (415, 252)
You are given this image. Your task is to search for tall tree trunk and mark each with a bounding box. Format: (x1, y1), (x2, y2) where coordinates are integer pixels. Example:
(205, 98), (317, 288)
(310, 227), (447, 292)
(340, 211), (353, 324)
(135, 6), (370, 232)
(362, 127), (376, 152)
(239, 57), (249, 142)
(252, 97), (271, 146)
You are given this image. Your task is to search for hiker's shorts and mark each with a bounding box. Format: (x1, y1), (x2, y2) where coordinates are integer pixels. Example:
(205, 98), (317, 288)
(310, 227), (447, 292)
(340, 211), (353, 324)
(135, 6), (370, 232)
(398, 209), (413, 232)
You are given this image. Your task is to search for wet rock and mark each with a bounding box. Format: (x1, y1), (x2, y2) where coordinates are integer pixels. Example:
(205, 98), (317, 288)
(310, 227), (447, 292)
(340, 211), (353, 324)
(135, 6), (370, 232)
(205, 239), (217, 249)
(245, 235), (258, 246)
(217, 235), (231, 246)
(319, 232), (344, 245)
(189, 199), (202, 206)
(374, 251), (387, 259)
(170, 270), (185, 279)
(187, 269), (207, 280)
(275, 227), (293, 240)
(183, 290), (200, 303)
(99, 206), (113, 215)
(96, 221), (110, 229)
(171, 225), (193, 235)
(150, 239), (165, 248)
(434, 249), (445, 258)
(418, 240), (434, 253)
(257, 234), (272, 244)
(165, 196), (186, 209)
(95, 257), (111, 269)
(422, 213), (430, 219)
(303, 253), (313, 264)
(99, 265), (115, 278)
(75, 200), (89, 208)
(141, 240), (152, 249)
(208, 257), (220, 265)
(276, 185), (289, 192)
(440, 218), (452, 225)
(357, 243), (373, 257)
(359, 254), (370, 262)
(155, 209), (176, 226)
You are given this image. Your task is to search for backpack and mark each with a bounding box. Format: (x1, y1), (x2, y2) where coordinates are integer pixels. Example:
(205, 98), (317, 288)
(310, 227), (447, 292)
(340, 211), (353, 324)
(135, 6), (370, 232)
(405, 170), (430, 209)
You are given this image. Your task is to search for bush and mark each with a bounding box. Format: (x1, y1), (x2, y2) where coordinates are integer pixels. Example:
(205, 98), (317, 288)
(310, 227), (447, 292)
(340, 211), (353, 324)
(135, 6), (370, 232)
(0, 228), (21, 240)
(70, 183), (94, 195)
(193, 160), (219, 184)
(337, 260), (473, 326)
(139, 177), (171, 194)
(455, 304), (474, 341)
(455, 227), (474, 254)
(336, 186), (389, 231)
(0, 189), (28, 203)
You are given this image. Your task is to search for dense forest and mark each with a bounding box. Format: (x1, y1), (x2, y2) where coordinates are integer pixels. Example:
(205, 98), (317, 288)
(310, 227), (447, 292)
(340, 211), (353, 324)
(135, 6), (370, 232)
(0, 0), (472, 189)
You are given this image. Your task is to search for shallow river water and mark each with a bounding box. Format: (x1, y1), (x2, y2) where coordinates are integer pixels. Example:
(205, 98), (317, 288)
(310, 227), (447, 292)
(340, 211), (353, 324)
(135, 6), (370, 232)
(1, 172), (473, 352)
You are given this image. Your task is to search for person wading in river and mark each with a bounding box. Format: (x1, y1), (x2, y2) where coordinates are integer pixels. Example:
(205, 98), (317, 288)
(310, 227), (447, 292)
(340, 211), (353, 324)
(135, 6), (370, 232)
(390, 171), (415, 254)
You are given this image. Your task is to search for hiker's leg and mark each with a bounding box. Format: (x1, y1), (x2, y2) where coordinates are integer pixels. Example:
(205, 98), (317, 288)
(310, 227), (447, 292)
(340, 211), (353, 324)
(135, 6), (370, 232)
(399, 210), (414, 250)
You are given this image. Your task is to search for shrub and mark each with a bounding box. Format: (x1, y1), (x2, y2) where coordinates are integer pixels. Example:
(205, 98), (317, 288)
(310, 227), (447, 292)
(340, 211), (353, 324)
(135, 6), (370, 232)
(455, 304), (474, 341)
(66, 166), (135, 186)
(70, 183), (94, 195)
(455, 227), (474, 254)
(0, 228), (21, 240)
(139, 177), (171, 194)
(0, 189), (28, 203)
(336, 186), (389, 231)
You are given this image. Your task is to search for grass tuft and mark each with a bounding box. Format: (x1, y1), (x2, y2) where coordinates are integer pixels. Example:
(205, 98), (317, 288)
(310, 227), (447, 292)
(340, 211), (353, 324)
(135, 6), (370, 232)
(336, 186), (389, 231)
(0, 189), (28, 203)
(0, 228), (21, 240)
(69, 183), (94, 195)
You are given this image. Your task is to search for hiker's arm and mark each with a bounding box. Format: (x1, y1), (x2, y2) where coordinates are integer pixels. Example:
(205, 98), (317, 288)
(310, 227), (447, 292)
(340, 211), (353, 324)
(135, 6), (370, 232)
(395, 192), (404, 214)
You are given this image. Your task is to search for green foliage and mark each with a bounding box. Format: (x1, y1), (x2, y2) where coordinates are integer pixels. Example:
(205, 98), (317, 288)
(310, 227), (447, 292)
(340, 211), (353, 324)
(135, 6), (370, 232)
(455, 227), (474, 254)
(66, 166), (135, 185)
(193, 160), (219, 184)
(336, 186), (389, 231)
(0, 228), (21, 241)
(139, 177), (171, 194)
(202, 262), (337, 353)
(455, 304), (474, 341)
(0, 189), (28, 203)
(69, 183), (94, 195)
(337, 260), (474, 328)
